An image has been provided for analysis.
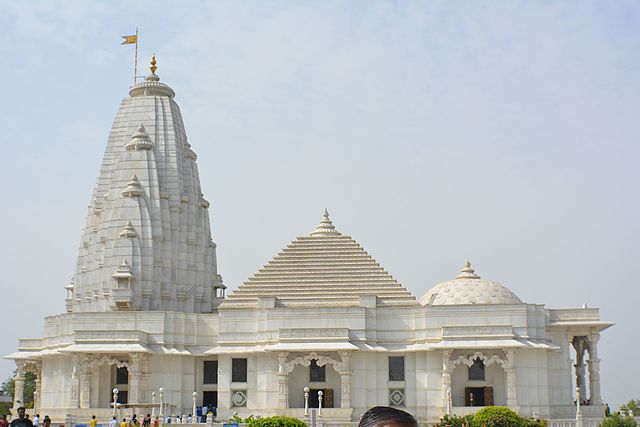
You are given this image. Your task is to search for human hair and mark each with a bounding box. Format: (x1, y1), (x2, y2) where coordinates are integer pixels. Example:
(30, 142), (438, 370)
(358, 406), (417, 427)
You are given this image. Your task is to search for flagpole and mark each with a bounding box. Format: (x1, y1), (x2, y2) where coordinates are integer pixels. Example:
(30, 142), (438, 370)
(133, 27), (139, 85)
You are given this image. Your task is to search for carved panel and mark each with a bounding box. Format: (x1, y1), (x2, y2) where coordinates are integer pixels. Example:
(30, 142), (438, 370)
(442, 326), (513, 338)
(279, 328), (349, 339)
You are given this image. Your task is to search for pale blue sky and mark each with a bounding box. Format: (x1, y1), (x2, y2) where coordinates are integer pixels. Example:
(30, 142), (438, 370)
(0, 0), (638, 408)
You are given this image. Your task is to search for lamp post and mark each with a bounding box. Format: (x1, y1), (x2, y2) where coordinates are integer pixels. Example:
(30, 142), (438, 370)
(303, 387), (310, 416)
(112, 388), (119, 418)
(192, 392), (197, 424)
(159, 388), (164, 424)
(151, 392), (156, 418)
(317, 390), (323, 418)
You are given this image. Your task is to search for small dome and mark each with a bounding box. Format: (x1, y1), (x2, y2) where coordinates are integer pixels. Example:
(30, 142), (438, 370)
(420, 261), (522, 305)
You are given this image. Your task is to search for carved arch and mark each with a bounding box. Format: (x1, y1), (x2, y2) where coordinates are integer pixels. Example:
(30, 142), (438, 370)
(283, 352), (344, 374)
(451, 351), (510, 370)
(77, 354), (130, 369)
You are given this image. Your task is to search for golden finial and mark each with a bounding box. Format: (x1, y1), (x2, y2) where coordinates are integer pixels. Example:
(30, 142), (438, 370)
(150, 53), (157, 75)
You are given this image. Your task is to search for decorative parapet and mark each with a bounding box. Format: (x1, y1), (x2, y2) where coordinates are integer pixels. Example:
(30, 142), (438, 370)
(279, 328), (349, 341)
(442, 326), (513, 338)
(17, 338), (44, 350)
(548, 308), (600, 322)
(73, 330), (149, 344)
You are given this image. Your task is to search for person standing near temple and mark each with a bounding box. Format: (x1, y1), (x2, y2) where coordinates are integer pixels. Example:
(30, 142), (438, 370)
(1, 415), (9, 427)
(10, 408), (33, 427)
(32, 414), (39, 427)
(109, 417), (117, 427)
(89, 415), (97, 427)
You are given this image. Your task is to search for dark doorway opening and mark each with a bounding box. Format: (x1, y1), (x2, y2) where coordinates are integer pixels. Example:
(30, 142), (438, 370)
(308, 389), (334, 408)
(465, 386), (493, 406)
(203, 391), (218, 408)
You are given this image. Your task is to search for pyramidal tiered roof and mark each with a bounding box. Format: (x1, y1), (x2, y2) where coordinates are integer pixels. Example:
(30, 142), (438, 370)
(223, 210), (417, 307)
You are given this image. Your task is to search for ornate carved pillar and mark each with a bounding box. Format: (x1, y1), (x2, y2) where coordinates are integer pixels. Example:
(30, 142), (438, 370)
(129, 354), (151, 404)
(504, 349), (518, 408)
(338, 351), (352, 408)
(441, 350), (452, 412)
(276, 352), (289, 409)
(587, 333), (602, 405)
(572, 337), (588, 400)
(79, 361), (92, 409)
(13, 360), (25, 409)
(70, 358), (80, 408)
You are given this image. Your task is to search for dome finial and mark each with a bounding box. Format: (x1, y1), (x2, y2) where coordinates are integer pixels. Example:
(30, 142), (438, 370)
(311, 208), (341, 236)
(150, 53), (157, 75)
(456, 259), (480, 279)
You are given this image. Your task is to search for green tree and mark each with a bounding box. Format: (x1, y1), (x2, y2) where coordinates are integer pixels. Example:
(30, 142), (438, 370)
(472, 407), (523, 427)
(0, 370), (36, 408)
(620, 400), (640, 417)
(435, 413), (475, 427)
(599, 413), (637, 427)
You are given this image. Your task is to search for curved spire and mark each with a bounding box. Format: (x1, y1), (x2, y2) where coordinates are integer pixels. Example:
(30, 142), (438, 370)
(310, 208), (341, 236)
(456, 260), (480, 279)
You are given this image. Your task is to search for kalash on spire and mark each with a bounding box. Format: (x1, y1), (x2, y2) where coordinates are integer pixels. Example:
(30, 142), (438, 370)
(69, 55), (225, 313)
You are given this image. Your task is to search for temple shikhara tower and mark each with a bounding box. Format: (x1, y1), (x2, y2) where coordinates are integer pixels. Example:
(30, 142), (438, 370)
(7, 58), (613, 425)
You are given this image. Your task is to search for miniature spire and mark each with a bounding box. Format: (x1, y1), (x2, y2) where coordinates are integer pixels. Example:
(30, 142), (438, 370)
(121, 175), (144, 197)
(311, 208), (341, 236)
(125, 123), (153, 150)
(456, 260), (480, 279)
(118, 221), (137, 238)
(150, 53), (157, 75)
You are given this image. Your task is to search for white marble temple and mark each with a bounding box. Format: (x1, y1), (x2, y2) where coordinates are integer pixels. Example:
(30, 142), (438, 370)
(6, 60), (613, 424)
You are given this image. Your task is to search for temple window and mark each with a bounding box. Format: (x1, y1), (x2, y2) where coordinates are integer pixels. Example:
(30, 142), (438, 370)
(309, 359), (325, 382)
(389, 356), (405, 381)
(469, 358), (485, 381)
(203, 360), (218, 384)
(116, 366), (128, 385)
(232, 358), (247, 382)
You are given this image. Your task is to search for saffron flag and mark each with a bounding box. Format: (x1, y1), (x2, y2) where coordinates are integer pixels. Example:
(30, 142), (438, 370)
(121, 35), (137, 45)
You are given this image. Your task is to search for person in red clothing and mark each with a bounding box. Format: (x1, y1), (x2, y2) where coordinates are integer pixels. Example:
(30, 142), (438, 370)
(1, 414), (9, 427)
